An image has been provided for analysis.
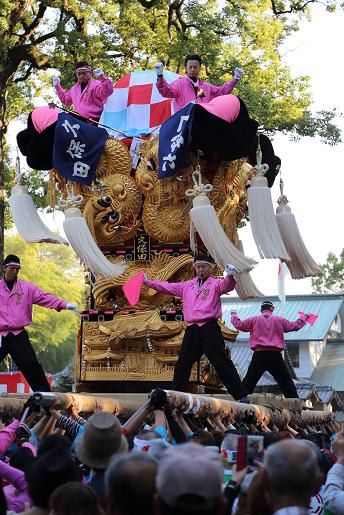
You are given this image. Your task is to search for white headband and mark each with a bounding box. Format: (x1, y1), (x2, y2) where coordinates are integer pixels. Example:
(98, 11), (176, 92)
(194, 260), (212, 265)
(76, 66), (92, 73)
(133, 436), (151, 452)
(4, 262), (20, 268)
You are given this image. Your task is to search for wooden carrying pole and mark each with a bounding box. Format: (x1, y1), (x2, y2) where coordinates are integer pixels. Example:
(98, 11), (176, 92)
(0, 390), (338, 434)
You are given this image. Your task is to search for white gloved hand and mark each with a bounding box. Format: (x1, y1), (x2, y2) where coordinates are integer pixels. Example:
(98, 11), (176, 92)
(94, 68), (104, 78)
(53, 76), (60, 87)
(234, 67), (244, 81)
(154, 62), (164, 76)
(143, 273), (148, 283)
(66, 303), (79, 313)
(225, 264), (236, 276)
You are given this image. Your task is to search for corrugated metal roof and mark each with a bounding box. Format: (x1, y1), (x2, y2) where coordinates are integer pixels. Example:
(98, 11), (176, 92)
(311, 341), (344, 391)
(315, 386), (338, 404)
(222, 294), (343, 341)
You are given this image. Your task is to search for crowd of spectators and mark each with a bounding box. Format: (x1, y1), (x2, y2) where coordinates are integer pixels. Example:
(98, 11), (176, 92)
(0, 389), (343, 515)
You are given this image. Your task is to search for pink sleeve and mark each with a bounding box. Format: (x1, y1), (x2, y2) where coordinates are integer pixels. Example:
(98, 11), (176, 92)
(144, 279), (183, 297)
(0, 460), (30, 512)
(208, 79), (238, 100)
(0, 459), (27, 487)
(31, 285), (67, 311)
(231, 314), (254, 332)
(22, 441), (37, 456)
(156, 76), (180, 99)
(92, 76), (114, 100)
(217, 275), (236, 296)
(55, 84), (73, 106)
(0, 419), (19, 455)
(282, 317), (307, 333)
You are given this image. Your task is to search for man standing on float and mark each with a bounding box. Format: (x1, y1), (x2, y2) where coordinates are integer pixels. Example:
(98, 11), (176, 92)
(53, 61), (113, 122)
(0, 255), (78, 392)
(143, 254), (248, 401)
(231, 300), (310, 398)
(155, 54), (243, 112)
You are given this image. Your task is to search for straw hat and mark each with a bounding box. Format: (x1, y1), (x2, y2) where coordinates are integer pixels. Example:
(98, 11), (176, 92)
(75, 412), (128, 469)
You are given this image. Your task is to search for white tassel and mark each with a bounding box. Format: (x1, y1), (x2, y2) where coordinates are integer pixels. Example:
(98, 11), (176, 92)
(189, 219), (197, 254)
(247, 144), (289, 260)
(276, 178), (322, 279)
(186, 169), (256, 273)
(235, 240), (263, 299)
(9, 153), (67, 245)
(9, 184), (68, 245)
(63, 207), (126, 278)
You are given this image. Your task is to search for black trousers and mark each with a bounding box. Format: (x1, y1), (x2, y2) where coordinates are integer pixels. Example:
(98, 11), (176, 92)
(242, 350), (298, 398)
(172, 321), (247, 400)
(0, 330), (51, 392)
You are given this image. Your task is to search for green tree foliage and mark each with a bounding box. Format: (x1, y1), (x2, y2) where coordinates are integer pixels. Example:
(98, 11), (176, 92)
(3, 234), (84, 372)
(312, 250), (344, 294)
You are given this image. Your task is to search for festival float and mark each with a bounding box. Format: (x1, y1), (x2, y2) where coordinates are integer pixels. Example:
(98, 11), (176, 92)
(13, 69), (322, 395)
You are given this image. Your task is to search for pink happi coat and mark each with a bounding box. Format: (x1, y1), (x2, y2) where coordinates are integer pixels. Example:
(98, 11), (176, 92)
(156, 75), (238, 112)
(55, 76), (113, 121)
(231, 310), (307, 351)
(0, 279), (67, 336)
(145, 275), (236, 325)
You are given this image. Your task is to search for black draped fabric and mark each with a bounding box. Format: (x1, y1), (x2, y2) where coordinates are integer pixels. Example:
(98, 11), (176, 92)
(17, 112), (57, 170)
(190, 97), (259, 162)
(16, 112), (38, 156)
(247, 133), (281, 187)
(27, 122), (57, 171)
(17, 110), (88, 171)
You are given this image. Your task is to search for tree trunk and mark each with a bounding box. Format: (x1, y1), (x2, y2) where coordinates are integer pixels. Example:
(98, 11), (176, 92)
(0, 87), (6, 270)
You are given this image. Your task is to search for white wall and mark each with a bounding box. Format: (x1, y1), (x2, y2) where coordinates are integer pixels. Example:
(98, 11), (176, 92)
(294, 340), (326, 378)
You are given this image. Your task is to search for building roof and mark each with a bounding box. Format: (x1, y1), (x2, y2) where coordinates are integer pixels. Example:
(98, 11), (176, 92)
(222, 294), (343, 342)
(311, 340), (344, 391)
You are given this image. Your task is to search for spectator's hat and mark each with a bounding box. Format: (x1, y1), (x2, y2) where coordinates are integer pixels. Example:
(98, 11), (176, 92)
(193, 253), (214, 265)
(75, 412), (128, 469)
(3, 254), (21, 268)
(156, 442), (223, 509)
(261, 300), (274, 311)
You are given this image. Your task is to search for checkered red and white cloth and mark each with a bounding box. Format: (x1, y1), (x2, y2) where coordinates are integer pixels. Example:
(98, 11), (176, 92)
(99, 70), (179, 138)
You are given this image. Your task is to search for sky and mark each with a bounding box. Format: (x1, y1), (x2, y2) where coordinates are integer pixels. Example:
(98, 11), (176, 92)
(7, 4), (344, 298)
(238, 5), (344, 296)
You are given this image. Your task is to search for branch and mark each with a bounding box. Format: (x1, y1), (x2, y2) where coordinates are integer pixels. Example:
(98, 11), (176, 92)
(136, 0), (160, 7)
(32, 26), (61, 45)
(21, 3), (47, 40)
(270, 0), (320, 15)
(30, 11), (70, 45)
(175, 5), (195, 30)
(6, 43), (51, 80)
(13, 63), (34, 82)
(7, 0), (36, 39)
(44, 0), (86, 32)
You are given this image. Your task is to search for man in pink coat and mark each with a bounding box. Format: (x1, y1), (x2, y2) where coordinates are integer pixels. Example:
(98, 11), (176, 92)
(0, 254), (78, 392)
(53, 61), (113, 122)
(144, 254), (247, 401)
(155, 54), (243, 112)
(231, 300), (310, 398)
